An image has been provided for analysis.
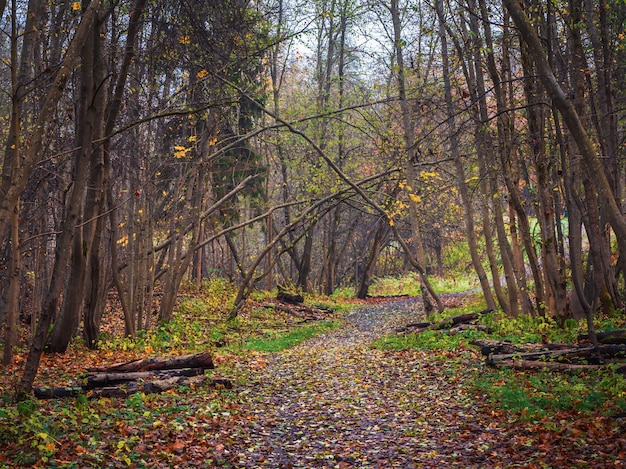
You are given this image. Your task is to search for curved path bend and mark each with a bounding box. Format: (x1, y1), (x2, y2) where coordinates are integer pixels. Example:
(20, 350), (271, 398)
(219, 299), (623, 468)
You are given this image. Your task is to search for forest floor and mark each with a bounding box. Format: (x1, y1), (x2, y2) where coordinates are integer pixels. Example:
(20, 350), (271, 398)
(214, 297), (625, 468)
(1, 296), (625, 468)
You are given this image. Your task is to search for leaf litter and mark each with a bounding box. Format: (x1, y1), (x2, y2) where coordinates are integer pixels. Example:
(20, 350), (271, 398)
(217, 298), (625, 468)
(1, 297), (625, 467)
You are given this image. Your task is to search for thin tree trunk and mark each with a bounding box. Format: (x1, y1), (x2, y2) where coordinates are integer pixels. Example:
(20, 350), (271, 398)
(0, 0), (103, 246)
(436, 0), (496, 311)
(356, 218), (389, 299)
(2, 201), (20, 365)
(503, 0), (626, 266)
(390, 0), (439, 313)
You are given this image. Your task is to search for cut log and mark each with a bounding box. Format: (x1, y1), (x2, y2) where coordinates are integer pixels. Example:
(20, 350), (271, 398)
(33, 376), (232, 399)
(471, 339), (521, 356)
(579, 330), (626, 345)
(448, 324), (490, 335)
(435, 312), (479, 329)
(263, 302), (331, 322)
(492, 360), (626, 374)
(487, 347), (593, 365)
(486, 344), (626, 367)
(84, 367), (204, 389)
(397, 312), (482, 335)
(86, 351), (214, 373)
(470, 339), (575, 356)
(276, 285), (304, 304)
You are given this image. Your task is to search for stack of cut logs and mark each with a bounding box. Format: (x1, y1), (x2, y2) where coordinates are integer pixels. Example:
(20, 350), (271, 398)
(34, 352), (231, 399)
(473, 330), (626, 373)
(262, 286), (334, 322)
(396, 310), (626, 374)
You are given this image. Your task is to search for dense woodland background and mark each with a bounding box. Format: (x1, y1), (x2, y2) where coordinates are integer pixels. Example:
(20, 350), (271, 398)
(0, 0), (625, 393)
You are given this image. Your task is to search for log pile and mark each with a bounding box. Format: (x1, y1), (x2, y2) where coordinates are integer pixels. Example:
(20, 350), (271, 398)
(264, 287), (334, 322)
(34, 352), (231, 399)
(396, 311), (491, 335)
(263, 301), (333, 322)
(579, 330), (626, 345)
(471, 338), (626, 374)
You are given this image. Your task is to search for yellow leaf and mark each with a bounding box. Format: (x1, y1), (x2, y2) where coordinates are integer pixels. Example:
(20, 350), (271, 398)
(196, 69), (208, 79)
(178, 36), (190, 45)
(72, 2), (81, 10)
(209, 137), (218, 146)
(409, 193), (421, 203)
(188, 135), (197, 142)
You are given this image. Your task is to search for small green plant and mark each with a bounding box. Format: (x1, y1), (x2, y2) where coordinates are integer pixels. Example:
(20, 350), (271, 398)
(472, 367), (626, 420)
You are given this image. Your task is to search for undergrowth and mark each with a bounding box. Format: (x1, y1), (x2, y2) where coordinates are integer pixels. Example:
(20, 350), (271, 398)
(367, 271), (480, 296)
(373, 293), (626, 420)
(0, 278), (358, 467)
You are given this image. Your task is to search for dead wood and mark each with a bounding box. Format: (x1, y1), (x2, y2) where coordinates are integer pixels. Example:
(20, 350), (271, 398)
(471, 339), (575, 356)
(579, 330), (626, 345)
(276, 285), (304, 304)
(84, 367), (204, 389)
(435, 312), (479, 330)
(482, 342), (626, 374)
(448, 324), (490, 335)
(486, 347), (591, 365)
(33, 376), (232, 399)
(263, 301), (332, 322)
(397, 312), (482, 335)
(86, 351), (214, 373)
(491, 360), (626, 373)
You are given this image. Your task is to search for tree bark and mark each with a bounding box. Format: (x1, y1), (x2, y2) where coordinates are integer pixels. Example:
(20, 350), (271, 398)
(502, 0), (626, 265)
(390, 0), (440, 313)
(87, 352), (215, 373)
(0, 0), (103, 247)
(357, 218), (389, 299)
(438, 0), (497, 312)
(15, 1), (105, 399)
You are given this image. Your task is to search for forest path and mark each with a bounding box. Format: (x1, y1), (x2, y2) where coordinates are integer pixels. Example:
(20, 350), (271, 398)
(223, 298), (514, 468)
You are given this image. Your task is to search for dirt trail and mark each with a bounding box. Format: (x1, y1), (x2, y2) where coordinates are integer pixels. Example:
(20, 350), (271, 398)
(222, 299), (513, 468)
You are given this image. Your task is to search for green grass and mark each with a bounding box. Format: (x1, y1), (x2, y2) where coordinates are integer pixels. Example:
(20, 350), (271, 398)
(368, 271), (481, 297)
(473, 366), (626, 420)
(371, 291), (626, 419)
(236, 320), (340, 352)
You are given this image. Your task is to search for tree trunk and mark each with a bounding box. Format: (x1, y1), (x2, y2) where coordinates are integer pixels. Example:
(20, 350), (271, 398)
(438, 0), (497, 312)
(390, 0), (440, 313)
(356, 218), (389, 299)
(0, 0), (103, 246)
(503, 0), (626, 269)
(2, 201), (20, 365)
(48, 14), (108, 353)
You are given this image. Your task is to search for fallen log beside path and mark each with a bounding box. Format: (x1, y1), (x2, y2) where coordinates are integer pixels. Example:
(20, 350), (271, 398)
(396, 311), (488, 335)
(491, 359), (626, 374)
(578, 329), (626, 345)
(86, 351), (214, 373)
(34, 352), (230, 399)
(263, 301), (333, 322)
(471, 338), (626, 374)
